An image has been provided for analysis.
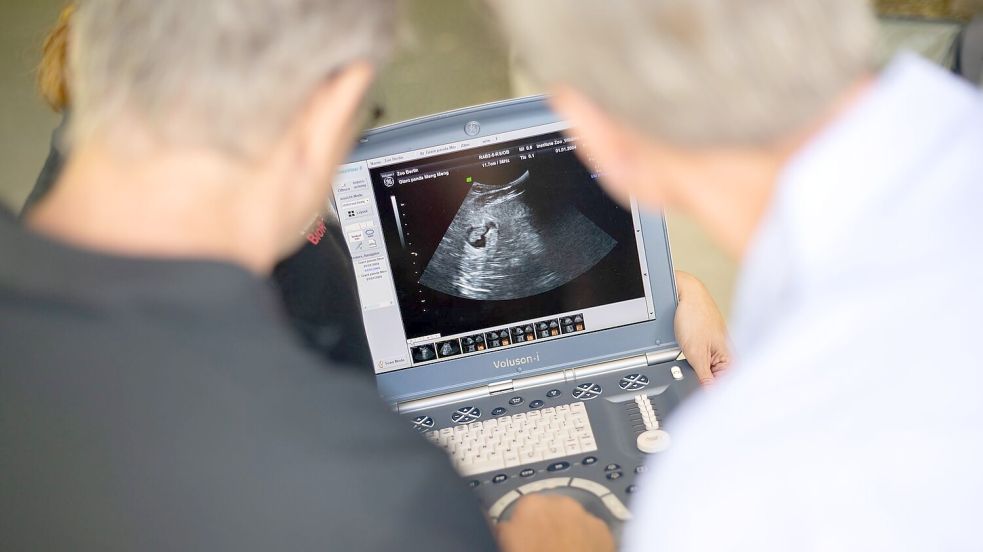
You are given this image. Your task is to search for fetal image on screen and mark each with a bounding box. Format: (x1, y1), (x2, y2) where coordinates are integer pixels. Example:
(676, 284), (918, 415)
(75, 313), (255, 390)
(418, 169), (616, 301)
(371, 132), (647, 341)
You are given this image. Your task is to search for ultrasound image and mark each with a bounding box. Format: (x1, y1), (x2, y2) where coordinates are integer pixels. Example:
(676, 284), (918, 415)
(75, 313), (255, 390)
(371, 130), (646, 341)
(411, 344), (437, 363)
(436, 339), (462, 358)
(418, 170), (616, 301)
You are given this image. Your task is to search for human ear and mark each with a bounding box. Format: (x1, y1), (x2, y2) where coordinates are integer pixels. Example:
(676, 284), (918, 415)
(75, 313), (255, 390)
(296, 61), (375, 193)
(274, 60), (374, 222)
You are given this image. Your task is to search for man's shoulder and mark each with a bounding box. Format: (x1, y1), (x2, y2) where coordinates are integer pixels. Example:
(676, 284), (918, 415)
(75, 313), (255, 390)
(0, 299), (496, 550)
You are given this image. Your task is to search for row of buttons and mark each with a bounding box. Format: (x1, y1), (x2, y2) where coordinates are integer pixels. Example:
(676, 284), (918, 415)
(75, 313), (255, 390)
(464, 388), (568, 423)
(418, 374), (653, 431)
(470, 456), (647, 487)
(470, 455), (599, 488)
(506, 389), (561, 408)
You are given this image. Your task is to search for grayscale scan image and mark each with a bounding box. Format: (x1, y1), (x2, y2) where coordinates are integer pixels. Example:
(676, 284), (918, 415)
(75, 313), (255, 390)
(370, 130), (647, 341)
(419, 171), (616, 300)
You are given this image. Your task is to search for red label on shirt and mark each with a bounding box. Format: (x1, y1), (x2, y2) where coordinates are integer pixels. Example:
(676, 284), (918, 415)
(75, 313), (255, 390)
(304, 216), (328, 246)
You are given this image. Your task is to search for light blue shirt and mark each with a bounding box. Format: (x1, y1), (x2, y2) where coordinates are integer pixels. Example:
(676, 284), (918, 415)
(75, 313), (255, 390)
(626, 55), (983, 551)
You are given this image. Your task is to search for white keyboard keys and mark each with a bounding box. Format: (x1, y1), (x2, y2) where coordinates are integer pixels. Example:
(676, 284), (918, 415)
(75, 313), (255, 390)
(432, 402), (598, 477)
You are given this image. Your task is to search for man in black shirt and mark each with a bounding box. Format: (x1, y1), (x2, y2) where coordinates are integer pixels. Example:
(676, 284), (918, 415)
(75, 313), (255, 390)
(0, 209), (494, 550)
(0, 0), (511, 549)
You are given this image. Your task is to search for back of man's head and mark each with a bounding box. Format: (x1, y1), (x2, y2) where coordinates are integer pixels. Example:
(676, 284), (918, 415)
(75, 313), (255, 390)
(495, 0), (877, 147)
(69, 0), (394, 157)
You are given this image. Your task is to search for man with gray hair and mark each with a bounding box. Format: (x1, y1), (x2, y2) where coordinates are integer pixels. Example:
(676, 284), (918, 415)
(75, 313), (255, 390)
(491, 0), (983, 550)
(0, 0), (501, 549)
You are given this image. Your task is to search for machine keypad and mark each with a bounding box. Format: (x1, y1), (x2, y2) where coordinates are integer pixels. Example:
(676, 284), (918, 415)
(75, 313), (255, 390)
(411, 362), (700, 534)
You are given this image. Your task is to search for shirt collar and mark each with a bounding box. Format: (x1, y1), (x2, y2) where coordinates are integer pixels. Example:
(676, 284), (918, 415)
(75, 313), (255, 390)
(0, 207), (282, 321)
(730, 53), (980, 352)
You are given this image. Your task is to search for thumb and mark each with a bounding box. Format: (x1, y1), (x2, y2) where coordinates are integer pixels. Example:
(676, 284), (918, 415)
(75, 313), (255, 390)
(687, 342), (715, 385)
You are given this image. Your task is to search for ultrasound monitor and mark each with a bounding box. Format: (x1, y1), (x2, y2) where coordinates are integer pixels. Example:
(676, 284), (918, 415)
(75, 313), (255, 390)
(332, 97), (681, 404)
(329, 97), (698, 534)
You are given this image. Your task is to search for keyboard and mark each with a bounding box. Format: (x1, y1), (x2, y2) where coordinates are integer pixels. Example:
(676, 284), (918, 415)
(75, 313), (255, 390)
(426, 402), (598, 476)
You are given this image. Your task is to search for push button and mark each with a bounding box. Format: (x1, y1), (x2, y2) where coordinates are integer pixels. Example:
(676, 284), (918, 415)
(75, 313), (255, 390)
(492, 407), (507, 417)
(604, 463), (621, 472)
(547, 462), (570, 472)
(520, 468), (536, 478)
(411, 415), (435, 432)
(637, 429), (672, 454)
(546, 389), (561, 398)
(469, 480), (481, 488)
(451, 406), (481, 424)
(582, 456), (598, 466)
(508, 396), (524, 406)
(492, 474), (508, 484)
(635, 465), (646, 475)
(572, 382), (602, 400)
(626, 484), (638, 494)
(606, 471), (623, 481)
(618, 373), (650, 391)
(529, 400), (544, 409)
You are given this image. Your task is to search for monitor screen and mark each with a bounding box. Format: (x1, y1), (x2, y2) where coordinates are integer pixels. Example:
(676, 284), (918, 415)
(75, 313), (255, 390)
(333, 122), (657, 374)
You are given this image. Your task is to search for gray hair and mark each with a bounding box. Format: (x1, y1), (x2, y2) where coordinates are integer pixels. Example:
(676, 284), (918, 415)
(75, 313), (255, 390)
(494, 0), (877, 147)
(69, 0), (396, 156)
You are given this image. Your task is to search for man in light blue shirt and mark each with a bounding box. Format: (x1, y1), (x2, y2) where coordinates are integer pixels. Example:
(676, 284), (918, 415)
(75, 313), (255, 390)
(489, 1), (983, 551)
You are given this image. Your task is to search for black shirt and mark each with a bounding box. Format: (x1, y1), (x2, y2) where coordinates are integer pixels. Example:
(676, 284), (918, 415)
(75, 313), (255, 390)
(23, 118), (375, 372)
(0, 209), (495, 551)
(272, 220), (373, 371)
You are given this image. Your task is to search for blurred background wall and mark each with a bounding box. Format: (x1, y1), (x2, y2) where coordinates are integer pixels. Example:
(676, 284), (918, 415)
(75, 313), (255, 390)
(0, 0), (978, 315)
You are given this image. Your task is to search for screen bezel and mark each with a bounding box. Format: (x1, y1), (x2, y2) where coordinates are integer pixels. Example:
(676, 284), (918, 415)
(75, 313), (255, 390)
(343, 97), (681, 404)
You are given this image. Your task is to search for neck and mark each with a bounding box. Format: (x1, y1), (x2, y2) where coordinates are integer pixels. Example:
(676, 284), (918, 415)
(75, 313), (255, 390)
(674, 151), (783, 259)
(27, 143), (282, 274)
(674, 77), (875, 259)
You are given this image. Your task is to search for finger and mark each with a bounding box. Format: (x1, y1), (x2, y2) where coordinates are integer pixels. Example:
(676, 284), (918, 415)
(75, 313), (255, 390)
(688, 345), (715, 384)
(710, 358), (731, 375)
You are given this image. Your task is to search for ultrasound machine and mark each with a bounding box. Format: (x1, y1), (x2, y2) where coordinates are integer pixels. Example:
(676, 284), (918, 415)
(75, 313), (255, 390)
(331, 96), (700, 534)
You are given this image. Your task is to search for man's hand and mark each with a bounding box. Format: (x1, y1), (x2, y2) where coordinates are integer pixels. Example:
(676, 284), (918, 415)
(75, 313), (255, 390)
(496, 495), (615, 552)
(674, 271), (731, 384)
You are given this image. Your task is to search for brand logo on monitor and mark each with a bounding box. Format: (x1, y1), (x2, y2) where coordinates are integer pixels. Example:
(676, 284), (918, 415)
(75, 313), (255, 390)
(464, 120), (481, 136)
(493, 353), (541, 369)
